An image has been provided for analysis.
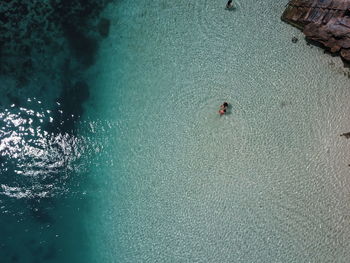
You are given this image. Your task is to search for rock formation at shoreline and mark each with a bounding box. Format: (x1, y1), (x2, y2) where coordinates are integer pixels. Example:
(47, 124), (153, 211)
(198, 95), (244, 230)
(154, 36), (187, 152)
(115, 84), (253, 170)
(282, 0), (350, 62)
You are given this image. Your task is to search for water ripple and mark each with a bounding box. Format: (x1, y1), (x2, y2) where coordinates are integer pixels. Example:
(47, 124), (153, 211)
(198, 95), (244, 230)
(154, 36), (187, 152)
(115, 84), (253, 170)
(0, 101), (89, 199)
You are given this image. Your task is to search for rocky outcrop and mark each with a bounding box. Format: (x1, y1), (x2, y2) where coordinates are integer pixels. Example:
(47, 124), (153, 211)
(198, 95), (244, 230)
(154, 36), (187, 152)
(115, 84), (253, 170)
(282, 0), (350, 62)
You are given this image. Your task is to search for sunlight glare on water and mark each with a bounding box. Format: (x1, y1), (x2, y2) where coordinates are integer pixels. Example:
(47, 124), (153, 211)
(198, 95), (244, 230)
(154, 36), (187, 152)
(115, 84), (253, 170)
(0, 99), (89, 199)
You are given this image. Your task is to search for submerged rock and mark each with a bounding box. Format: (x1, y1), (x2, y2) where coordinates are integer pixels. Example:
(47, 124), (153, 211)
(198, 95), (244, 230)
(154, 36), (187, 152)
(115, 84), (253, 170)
(98, 18), (111, 38)
(0, 0), (114, 107)
(282, 0), (350, 62)
(340, 132), (350, 138)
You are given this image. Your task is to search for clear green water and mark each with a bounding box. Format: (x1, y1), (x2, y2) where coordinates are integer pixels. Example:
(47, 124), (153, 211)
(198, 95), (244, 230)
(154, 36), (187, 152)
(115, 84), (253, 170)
(83, 0), (350, 262)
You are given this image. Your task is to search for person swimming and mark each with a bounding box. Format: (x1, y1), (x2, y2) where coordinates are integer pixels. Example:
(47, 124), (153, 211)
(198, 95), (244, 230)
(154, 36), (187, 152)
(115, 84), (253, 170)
(219, 102), (229, 115)
(220, 102), (229, 109)
(226, 0), (234, 9)
(219, 108), (226, 115)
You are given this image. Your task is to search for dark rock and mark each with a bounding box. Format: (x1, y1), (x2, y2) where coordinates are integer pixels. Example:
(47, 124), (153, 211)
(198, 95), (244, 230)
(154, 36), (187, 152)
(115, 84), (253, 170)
(341, 132), (350, 138)
(98, 18), (111, 38)
(340, 48), (350, 61)
(62, 22), (98, 67)
(282, 0), (350, 63)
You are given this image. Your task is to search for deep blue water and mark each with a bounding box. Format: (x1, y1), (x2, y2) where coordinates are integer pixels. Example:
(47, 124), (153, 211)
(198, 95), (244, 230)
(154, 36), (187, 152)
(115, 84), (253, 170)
(0, 1), (113, 262)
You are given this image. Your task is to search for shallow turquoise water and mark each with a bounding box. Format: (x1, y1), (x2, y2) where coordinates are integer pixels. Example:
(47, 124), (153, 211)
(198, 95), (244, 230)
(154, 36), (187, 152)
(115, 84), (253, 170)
(82, 0), (350, 262)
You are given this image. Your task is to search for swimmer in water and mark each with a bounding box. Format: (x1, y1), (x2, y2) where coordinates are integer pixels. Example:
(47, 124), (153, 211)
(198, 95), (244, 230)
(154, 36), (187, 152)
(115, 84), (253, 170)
(226, 0), (234, 9)
(220, 102), (229, 109)
(219, 108), (226, 115)
(219, 102), (229, 115)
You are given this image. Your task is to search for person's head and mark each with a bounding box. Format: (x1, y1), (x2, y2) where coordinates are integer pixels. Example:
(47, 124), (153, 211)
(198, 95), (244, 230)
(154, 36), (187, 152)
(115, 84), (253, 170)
(223, 102), (228, 107)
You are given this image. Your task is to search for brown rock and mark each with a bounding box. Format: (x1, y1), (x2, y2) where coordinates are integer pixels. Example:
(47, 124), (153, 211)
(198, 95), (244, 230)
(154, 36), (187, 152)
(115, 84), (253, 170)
(341, 132), (350, 138)
(340, 48), (350, 61)
(282, 0), (350, 62)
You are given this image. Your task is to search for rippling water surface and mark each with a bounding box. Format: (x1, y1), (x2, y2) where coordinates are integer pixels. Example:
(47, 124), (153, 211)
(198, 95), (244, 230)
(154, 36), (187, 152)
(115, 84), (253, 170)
(0, 98), (94, 262)
(1, 104), (76, 197)
(2, 0), (350, 262)
(84, 0), (350, 262)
